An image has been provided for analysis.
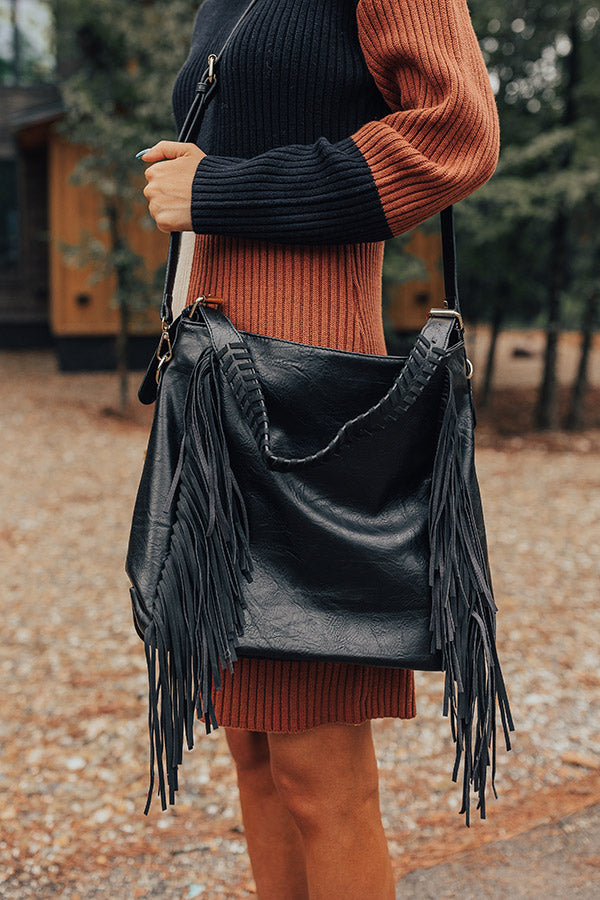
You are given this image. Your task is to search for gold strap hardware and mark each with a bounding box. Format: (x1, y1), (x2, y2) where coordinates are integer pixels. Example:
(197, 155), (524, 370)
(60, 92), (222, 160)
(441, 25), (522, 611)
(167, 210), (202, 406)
(189, 295), (225, 318)
(428, 308), (464, 330)
(207, 54), (217, 83)
(155, 319), (173, 384)
(427, 308), (473, 378)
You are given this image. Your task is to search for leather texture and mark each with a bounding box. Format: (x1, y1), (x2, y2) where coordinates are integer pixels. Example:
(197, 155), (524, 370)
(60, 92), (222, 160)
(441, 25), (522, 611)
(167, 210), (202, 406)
(128, 306), (470, 670)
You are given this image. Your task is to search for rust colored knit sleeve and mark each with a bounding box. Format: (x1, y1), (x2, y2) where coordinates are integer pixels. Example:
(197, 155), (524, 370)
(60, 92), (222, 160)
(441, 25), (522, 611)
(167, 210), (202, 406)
(352, 0), (500, 235)
(191, 0), (499, 243)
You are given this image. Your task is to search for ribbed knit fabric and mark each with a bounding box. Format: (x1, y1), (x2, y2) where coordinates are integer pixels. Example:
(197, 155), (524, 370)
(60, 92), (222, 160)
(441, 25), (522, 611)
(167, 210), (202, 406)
(184, 235), (387, 352)
(173, 0), (499, 244)
(214, 659), (416, 732)
(171, 0), (499, 732)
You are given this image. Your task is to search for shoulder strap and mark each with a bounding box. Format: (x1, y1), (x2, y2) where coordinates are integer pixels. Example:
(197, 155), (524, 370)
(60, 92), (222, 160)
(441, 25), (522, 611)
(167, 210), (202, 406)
(440, 206), (459, 313)
(160, 0), (263, 324)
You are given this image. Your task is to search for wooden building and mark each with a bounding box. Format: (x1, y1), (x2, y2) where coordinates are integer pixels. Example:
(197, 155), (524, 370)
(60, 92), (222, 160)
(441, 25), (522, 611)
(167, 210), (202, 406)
(383, 227), (444, 357)
(4, 100), (168, 369)
(387, 228), (445, 333)
(0, 85), (59, 348)
(47, 130), (168, 369)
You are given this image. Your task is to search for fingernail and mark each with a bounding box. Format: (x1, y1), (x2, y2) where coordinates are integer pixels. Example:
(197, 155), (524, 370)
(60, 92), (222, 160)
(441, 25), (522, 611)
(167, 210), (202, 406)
(135, 148), (152, 159)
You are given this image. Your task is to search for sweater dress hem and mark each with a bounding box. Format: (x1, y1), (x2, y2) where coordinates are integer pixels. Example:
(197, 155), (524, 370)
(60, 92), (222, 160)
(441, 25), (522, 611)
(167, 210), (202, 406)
(211, 657), (416, 733)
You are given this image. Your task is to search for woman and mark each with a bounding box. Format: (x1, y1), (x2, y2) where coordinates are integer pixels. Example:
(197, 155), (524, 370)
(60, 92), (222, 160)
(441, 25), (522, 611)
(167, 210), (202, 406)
(140, 0), (499, 896)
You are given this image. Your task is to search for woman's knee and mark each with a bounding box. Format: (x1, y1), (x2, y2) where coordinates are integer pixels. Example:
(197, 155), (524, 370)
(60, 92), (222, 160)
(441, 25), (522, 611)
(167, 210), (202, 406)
(267, 724), (380, 830)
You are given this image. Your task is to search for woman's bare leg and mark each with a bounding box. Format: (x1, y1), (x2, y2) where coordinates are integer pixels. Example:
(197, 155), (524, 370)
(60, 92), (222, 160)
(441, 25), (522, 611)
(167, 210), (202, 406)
(267, 722), (395, 900)
(224, 728), (309, 899)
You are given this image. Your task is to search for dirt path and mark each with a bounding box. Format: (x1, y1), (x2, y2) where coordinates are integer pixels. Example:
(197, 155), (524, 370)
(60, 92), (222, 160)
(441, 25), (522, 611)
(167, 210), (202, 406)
(398, 801), (600, 899)
(1, 349), (599, 899)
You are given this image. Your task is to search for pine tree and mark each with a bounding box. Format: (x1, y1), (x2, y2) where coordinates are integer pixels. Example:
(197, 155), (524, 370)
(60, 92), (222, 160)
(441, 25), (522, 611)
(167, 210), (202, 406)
(458, 0), (600, 424)
(54, 0), (199, 410)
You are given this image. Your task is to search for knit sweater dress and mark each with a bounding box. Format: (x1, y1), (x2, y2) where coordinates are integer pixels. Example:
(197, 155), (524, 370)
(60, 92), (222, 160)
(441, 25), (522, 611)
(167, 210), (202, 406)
(170, 0), (500, 732)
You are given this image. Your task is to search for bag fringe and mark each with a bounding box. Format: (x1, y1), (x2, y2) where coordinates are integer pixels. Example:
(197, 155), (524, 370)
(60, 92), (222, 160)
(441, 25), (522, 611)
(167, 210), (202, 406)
(143, 348), (253, 814)
(429, 370), (514, 826)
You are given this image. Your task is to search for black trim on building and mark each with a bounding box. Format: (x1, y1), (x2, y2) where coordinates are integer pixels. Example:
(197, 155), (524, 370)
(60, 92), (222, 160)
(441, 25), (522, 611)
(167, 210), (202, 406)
(54, 335), (158, 372)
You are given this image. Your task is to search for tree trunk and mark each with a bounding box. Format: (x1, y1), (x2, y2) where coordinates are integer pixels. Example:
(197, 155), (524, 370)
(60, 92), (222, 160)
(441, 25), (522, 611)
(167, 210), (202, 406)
(116, 299), (130, 413)
(11, 0), (20, 83)
(534, 3), (579, 431)
(480, 303), (504, 409)
(106, 203), (130, 413)
(534, 213), (566, 430)
(565, 288), (599, 430)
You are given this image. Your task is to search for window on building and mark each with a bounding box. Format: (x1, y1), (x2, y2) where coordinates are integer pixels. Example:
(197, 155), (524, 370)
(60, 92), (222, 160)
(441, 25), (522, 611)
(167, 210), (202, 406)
(0, 159), (19, 266)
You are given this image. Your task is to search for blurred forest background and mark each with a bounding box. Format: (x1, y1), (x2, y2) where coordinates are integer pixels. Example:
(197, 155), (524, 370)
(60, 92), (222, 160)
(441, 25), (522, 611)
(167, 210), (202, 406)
(1, 0), (599, 427)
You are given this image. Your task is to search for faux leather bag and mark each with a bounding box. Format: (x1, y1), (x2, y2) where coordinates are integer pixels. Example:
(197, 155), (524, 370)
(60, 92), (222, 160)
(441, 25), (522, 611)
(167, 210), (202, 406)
(126, 22), (513, 823)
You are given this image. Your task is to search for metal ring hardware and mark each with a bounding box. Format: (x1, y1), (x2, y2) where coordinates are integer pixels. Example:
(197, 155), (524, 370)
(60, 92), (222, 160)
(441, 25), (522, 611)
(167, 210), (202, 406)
(465, 357), (474, 380)
(207, 54), (217, 82)
(189, 295), (225, 319)
(155, 320), (173, 384)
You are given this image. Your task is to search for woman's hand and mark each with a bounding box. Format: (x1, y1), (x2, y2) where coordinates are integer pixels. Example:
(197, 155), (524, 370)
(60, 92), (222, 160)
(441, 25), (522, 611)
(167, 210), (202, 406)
(140, 141), (206, 233)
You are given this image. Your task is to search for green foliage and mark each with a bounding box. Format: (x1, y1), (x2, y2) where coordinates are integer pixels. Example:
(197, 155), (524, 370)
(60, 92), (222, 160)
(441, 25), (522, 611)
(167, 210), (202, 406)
(0, 0), (55, 85)
(457, 0), (600, 328)
(60, 227), (146, 304)
(55, 0), (199, 310)
(57, 0), (199, 161)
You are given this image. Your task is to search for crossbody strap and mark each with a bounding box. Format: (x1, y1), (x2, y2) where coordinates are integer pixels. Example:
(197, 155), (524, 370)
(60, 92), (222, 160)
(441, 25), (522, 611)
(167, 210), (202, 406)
(160, 0), (263, 325)
(440, 206), (459, 309)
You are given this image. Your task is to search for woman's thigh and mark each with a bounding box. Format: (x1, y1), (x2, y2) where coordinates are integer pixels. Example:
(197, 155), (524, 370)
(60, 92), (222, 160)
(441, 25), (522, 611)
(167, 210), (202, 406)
(266, 722), (380, 815)
(224, 722), (380, 796)
(224, 727), (270, 773)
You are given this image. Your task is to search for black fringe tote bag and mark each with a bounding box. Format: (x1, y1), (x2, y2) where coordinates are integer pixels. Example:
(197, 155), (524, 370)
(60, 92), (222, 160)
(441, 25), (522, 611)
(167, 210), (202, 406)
(126, 49), (513, 824)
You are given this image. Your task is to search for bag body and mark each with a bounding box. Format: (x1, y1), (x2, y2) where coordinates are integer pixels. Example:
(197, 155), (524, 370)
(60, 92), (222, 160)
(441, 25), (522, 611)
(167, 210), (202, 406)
(126, 302), (512, 821)
(128, 311), (457, 668)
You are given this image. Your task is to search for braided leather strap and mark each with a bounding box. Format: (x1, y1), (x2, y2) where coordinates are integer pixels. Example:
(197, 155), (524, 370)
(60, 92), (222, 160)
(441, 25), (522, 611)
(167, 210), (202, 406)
(199, 305), (458, 471)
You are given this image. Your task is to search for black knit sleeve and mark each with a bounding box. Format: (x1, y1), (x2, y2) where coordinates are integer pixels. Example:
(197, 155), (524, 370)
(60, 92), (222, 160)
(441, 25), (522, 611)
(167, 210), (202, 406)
(190, 0), (499, 245)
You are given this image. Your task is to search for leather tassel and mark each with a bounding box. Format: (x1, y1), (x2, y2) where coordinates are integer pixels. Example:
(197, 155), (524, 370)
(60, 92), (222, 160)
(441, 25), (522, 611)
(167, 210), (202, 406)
(142, 347), (253, 814)
(428, 370), (514, 826)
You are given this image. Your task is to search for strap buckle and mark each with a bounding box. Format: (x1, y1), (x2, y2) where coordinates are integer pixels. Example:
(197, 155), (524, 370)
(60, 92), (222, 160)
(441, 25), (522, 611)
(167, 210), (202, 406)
(207, 53), (217, 83)
(428, 308), (464, 331)
(428, 308), (473, 378)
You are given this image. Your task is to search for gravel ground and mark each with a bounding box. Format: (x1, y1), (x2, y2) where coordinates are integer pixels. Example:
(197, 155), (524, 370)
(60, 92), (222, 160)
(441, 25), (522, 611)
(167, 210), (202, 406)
(1, 347), (599, 899)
